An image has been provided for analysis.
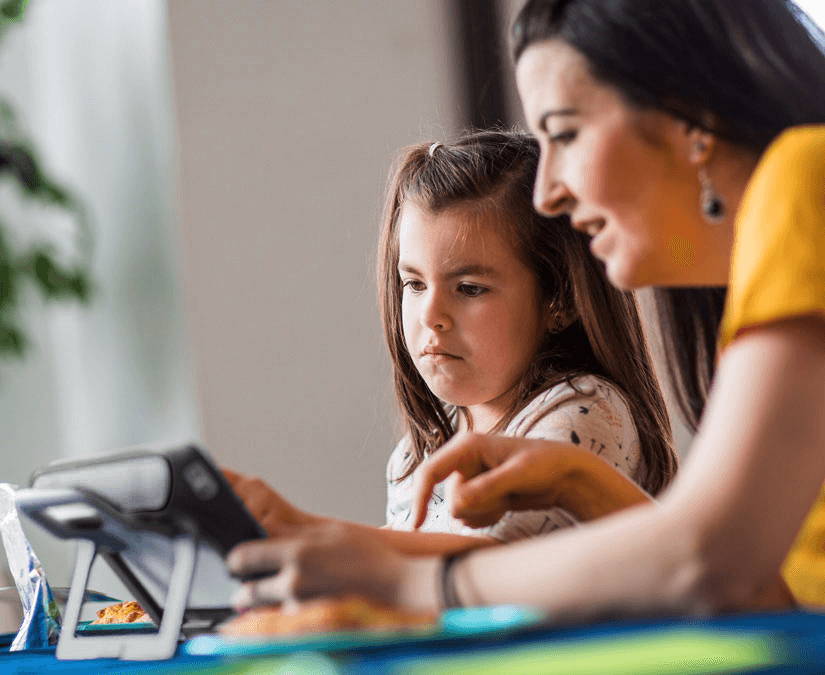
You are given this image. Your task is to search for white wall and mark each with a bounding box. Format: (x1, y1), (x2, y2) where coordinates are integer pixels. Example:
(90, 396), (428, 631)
(167, 1), (463, 525)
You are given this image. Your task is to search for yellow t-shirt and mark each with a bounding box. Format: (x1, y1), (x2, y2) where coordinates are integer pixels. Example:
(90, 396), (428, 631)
(720, 125), (825, 605)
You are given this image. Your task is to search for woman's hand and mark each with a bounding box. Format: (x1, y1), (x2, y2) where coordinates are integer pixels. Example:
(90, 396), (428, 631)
(411, 434), (573, 529)
(412, 433), (650, 529)
(226, 523), (440, 612)
(223, 469), (321, 536)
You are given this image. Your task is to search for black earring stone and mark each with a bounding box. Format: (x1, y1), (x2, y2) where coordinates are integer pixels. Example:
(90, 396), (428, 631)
(704, 195), (724, 220)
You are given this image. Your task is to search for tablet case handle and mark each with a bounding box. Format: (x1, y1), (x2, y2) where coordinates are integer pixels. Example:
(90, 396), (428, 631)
(15, 488), (198, 661)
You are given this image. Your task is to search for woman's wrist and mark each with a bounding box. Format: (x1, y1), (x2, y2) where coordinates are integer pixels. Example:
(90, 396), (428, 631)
(557, 449), (650, 520)
(549, 447), (593, 513)
(439, 552), (468, 608)
(396, 556), (444, 613)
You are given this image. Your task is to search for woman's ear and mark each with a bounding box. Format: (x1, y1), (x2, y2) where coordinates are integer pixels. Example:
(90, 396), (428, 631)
(686, 124), (717, 166)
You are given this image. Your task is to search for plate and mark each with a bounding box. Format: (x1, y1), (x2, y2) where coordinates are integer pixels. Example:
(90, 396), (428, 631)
(183, 605), (545, 656)
(75, 620), (156, 633)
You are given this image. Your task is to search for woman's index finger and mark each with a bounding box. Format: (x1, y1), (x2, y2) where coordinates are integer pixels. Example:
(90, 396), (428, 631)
(410, 433), (487, 528)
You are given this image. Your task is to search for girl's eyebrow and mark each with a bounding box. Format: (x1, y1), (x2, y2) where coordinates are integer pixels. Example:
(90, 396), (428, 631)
(538, 108), (578, 132)
(398, 262), (421, 275)
(398, 262), (498, 278)
(445, 264), (498, 279)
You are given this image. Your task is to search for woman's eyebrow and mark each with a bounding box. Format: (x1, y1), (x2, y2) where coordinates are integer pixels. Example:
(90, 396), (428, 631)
(538, 108), (578, 132)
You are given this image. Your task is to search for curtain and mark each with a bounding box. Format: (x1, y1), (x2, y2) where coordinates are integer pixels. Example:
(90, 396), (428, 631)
(0, 0), (197, 616)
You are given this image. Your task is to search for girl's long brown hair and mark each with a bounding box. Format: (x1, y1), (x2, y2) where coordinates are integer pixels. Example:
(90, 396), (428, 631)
(378, 130), (676, 494)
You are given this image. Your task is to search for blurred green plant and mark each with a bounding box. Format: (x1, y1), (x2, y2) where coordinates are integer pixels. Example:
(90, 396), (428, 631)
(0, 0), (93, 358)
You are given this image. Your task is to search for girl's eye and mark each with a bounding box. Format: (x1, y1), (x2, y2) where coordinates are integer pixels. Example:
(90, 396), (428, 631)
(402, 279), (425, 293)
(458, 283), (487, 298)
(548, 130), (577, 145)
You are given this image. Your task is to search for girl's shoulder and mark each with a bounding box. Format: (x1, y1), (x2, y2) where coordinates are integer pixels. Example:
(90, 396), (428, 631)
(386, 433), (413, 481)
(506, 375), (634, 440)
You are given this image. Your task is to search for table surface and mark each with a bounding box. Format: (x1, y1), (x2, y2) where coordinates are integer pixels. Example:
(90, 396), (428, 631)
(4, 610), (825, 674)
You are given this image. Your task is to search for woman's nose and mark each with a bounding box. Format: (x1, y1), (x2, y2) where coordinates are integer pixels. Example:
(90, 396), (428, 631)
(534, 178), (575, 218)
(420, 291), (452, 331)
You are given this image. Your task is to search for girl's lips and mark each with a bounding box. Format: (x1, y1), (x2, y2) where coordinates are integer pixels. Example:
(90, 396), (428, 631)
(421, 351), (461, 362)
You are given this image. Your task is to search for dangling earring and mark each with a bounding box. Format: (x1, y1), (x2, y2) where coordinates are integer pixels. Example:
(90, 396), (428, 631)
(698, 165), (725, 223)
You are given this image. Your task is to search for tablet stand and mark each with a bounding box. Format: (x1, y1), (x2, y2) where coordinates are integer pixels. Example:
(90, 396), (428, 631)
(15, 488), (197, 661)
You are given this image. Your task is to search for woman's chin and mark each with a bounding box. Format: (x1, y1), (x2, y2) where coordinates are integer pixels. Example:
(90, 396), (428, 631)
(605, 258), (647, 290)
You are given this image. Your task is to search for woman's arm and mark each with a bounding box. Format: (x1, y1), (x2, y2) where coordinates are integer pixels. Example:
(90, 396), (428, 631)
(228, 317), (823, 615)
(439, 316), (825, 615)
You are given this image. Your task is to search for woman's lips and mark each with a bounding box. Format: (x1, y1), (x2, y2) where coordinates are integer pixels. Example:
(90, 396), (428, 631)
(572, 218), (606, 237)
(589, 229), (610, 258)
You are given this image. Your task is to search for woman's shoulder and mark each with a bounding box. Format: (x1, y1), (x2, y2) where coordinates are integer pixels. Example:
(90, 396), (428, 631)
(507, 375), (634, 439)
(742, 125), (825, 215)
(721, 124), (825, 348)
(759, 125), (825, 169)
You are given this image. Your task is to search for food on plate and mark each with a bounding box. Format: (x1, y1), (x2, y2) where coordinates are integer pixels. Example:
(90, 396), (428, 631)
(220, 595), (437, 637)
(90, 600), (151, 625)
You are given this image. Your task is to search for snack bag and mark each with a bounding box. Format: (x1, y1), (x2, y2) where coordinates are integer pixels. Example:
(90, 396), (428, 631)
(0, 483), (61, 649)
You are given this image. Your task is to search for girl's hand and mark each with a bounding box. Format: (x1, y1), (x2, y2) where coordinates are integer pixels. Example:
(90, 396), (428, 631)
(226, 523), (440, 612)
(411, 433), (649, 529)
(223, 468), (320, 536)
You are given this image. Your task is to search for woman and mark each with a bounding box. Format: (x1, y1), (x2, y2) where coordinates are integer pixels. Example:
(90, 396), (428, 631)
(227, 0), (825, 619)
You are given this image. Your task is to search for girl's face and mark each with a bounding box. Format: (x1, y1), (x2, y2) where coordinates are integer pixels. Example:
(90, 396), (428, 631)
(398, 202), (547, 431)
(516, 40), (731, 289)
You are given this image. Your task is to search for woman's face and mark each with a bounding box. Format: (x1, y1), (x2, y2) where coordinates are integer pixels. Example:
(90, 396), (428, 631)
(516, 40), (727, 289)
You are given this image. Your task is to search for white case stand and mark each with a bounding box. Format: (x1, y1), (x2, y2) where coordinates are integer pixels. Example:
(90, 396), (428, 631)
(15, 488), (197, 661)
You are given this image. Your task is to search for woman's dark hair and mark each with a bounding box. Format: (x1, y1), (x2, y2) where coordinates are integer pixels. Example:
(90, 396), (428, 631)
(512, 0), (825, 428)
(650, 287), (726, 431)
(378, 130), (676, 493)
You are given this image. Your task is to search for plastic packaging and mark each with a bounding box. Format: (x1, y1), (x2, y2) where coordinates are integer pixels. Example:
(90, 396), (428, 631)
(0, 483), (60, 650)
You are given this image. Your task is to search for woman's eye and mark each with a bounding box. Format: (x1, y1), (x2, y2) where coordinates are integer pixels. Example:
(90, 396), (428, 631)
(402, 279), (425, 293)
(548, 130), (577, 145)
(458, 283), (487, 297)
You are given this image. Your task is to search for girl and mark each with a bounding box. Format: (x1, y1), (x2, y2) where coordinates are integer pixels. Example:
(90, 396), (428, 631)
(227, 0), (824, 617)
(226, 129), (675, 556)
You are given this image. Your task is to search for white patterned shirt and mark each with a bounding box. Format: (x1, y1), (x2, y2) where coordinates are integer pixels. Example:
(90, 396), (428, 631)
(385, 375), (643, 542)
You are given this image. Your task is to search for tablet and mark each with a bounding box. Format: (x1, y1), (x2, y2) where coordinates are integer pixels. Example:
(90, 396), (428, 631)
(29, 444), (267, 614)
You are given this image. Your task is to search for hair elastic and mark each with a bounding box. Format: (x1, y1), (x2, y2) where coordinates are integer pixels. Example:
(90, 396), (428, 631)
(428, 142), (442, 157)
(439, 551), (466, 609)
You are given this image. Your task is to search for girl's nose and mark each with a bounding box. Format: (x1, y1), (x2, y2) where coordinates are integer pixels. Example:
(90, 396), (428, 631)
(420, 292), (452, 332)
